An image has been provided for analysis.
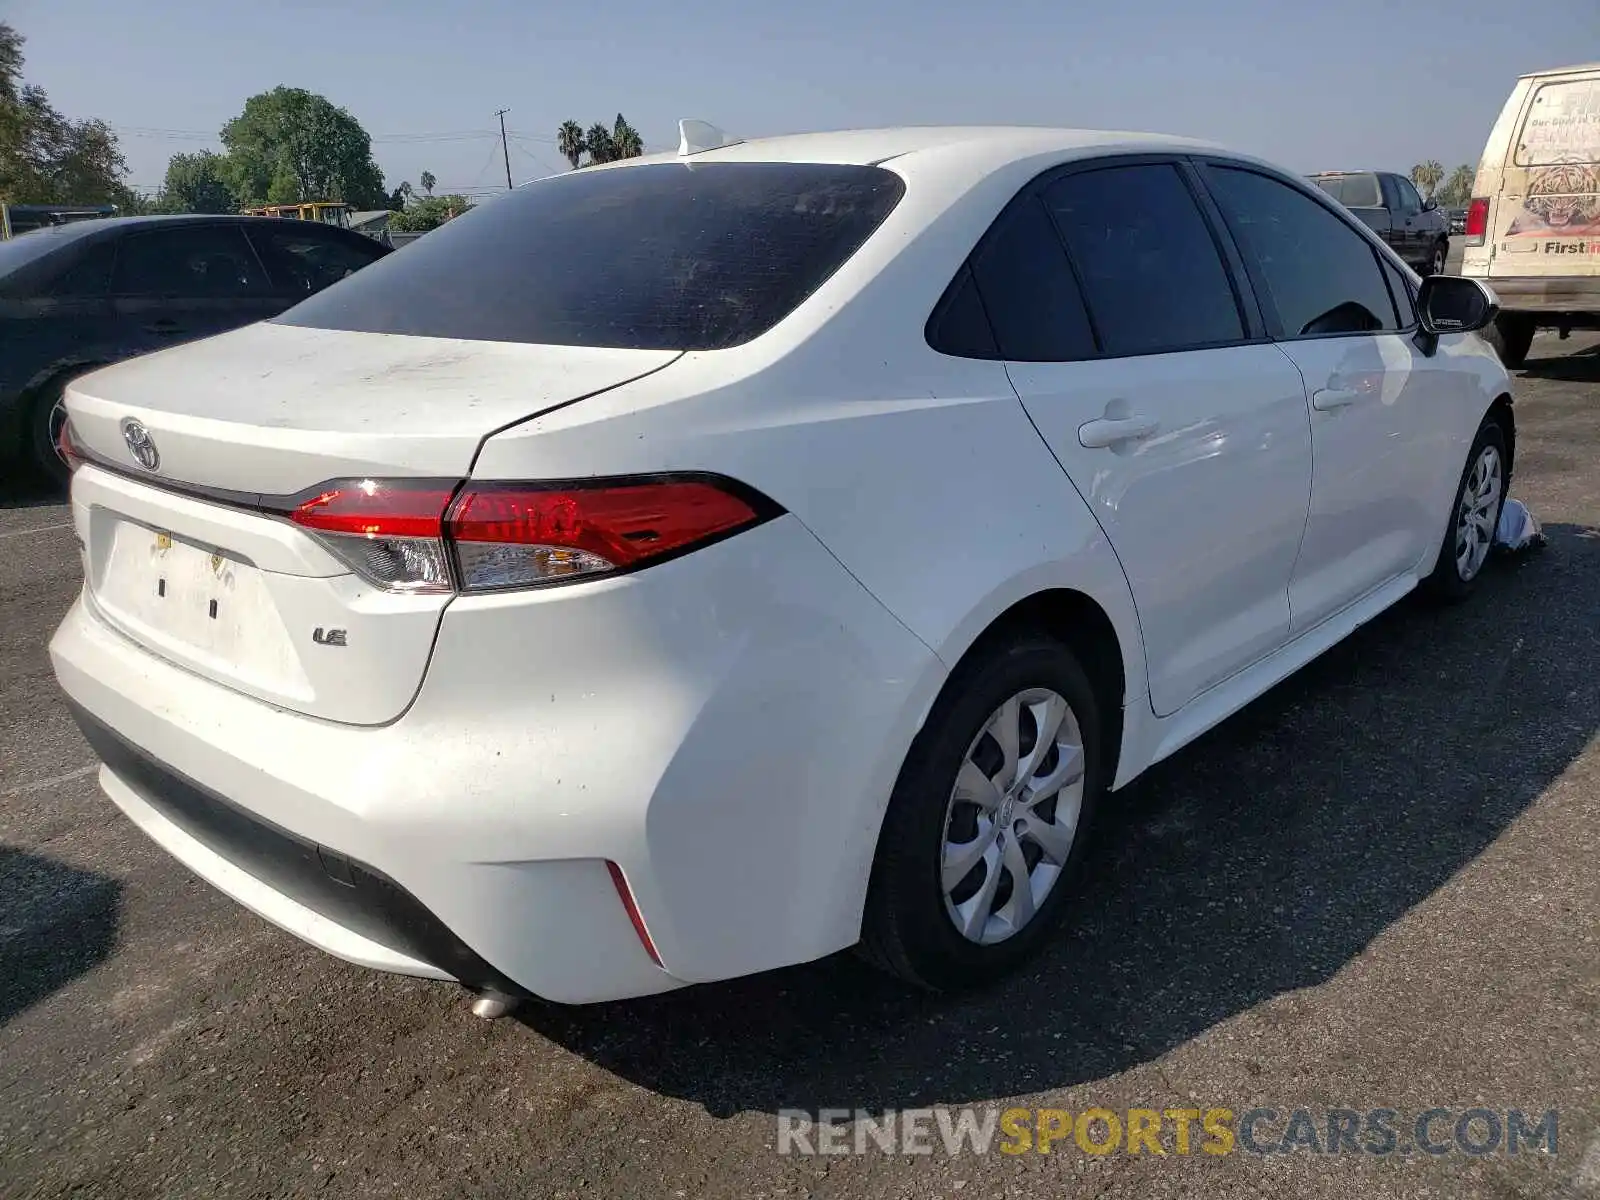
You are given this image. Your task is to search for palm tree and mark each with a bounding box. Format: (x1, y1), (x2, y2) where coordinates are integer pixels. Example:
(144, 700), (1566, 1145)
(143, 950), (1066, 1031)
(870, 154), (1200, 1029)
(584, 122), (614, 166)
(1410, 160), (1444, 201)
(1437, 164), (1475, 207)
(419, 170), (436, 198)
(611, 113), (643, 160)
(557, 120), (585, 170)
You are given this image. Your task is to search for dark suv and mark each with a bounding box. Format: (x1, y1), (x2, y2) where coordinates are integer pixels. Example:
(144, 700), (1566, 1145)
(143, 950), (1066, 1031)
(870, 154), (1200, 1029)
(0, 214), (390, 486)
(1307, 171), (1451, 277)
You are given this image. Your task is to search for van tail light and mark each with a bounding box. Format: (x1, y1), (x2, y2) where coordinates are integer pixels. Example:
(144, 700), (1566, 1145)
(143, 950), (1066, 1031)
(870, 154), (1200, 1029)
(56, 418), (85, 475)
(288, 474), (777, 594)
(1464, 197), (1490, 247)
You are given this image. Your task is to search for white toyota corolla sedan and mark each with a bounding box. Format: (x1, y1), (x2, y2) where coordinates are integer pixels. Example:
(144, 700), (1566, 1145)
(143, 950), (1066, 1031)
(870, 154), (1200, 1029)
(50, 124), (1513, 1008)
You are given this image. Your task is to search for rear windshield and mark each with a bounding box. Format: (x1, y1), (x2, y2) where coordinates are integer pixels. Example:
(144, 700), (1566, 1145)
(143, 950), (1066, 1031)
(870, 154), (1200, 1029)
(276, 161), (906, 350)
(1311, 174), (1380, 207)
(0, 223), (90, 280)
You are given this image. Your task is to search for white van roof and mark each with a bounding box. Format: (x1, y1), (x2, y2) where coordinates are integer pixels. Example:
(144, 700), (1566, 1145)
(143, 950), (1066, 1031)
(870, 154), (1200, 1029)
(1519, 62), (1600, 79)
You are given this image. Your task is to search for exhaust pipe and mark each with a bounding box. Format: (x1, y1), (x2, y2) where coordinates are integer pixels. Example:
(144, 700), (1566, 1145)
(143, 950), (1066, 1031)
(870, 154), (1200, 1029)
(469, 988), (521, 1020)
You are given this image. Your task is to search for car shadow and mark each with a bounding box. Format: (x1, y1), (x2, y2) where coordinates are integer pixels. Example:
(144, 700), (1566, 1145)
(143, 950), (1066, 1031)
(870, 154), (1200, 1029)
(0, 846), (122, 1028)
(1517, 342), (1600, 382)
(519, 528), (1593, 1117)
(0, 478), (65, 510)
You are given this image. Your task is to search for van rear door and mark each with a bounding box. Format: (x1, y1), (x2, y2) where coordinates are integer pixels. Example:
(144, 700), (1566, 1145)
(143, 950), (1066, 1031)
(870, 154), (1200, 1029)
(1486, 68), (1600, 282)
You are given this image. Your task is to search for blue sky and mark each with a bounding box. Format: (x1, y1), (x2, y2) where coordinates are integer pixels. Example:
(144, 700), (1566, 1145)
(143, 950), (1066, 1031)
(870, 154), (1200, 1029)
(9, 0), (1596, 200)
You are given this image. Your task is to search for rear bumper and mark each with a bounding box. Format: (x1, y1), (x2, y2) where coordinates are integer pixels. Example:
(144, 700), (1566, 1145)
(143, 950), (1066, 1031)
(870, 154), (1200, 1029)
(50, 514), (944, 1003)
(1475, 275), (1600, 315)
(69, 702), (525, 995)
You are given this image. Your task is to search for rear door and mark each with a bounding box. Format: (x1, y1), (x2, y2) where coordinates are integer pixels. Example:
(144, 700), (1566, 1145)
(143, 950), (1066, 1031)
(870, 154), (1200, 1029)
(993, 158), (1313, 716)
(110, 223), (281, 346)
(1199, 162), (1449, 629)
(1489, 69), (1600, 282)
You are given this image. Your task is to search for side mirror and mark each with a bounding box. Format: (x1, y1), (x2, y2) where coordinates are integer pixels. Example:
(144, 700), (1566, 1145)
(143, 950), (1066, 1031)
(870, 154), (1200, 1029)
(1417, 275), (1499, 335)
(1423, 197), (1438, 212)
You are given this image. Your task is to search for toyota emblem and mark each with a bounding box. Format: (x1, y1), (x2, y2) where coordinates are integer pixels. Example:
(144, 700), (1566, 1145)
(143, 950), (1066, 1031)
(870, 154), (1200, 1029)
(121, 419), (160, 472)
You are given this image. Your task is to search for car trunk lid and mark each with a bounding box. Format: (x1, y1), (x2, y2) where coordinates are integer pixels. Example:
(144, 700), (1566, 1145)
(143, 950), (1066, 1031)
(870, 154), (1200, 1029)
(63, 322), (678, 725)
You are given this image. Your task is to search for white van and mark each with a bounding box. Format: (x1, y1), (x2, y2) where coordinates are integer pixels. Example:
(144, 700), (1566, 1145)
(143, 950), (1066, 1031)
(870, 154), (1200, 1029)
(1462, 62), (1600, 367)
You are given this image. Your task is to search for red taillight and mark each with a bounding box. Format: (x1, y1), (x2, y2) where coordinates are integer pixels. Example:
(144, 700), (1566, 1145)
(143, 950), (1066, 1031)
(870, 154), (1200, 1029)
(447, 479), (762, 590)
(289, 480), (454, 538)
(286, 475), (772, 594)
(56, 418), (84, 474)
(1465, 197), (1490, 246)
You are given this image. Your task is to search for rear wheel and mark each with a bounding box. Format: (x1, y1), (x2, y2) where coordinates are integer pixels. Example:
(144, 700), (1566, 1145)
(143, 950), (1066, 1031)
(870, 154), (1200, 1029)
(1423, 416), (1507, 602)
(861, 633), (1105, 991)
(1483, 314), (1535, 369)
(26, 379), (72, 490)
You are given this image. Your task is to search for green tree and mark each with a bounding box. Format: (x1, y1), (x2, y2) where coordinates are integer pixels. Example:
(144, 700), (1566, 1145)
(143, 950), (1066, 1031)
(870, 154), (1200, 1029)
(1435, 164), (1476, 207)
(388, 193), (471, 233)
(1410, 159), (1444, 200)
(419, 169), (436, 198)
(220, 86), (386, 209)
(388, 180), (412, 210)
(0, 21), (131, 206)
(158, 149), (236, 213)
(611, 113), (642, 160)
(557, 119), (585, 169)
(583, 122), (614, 166)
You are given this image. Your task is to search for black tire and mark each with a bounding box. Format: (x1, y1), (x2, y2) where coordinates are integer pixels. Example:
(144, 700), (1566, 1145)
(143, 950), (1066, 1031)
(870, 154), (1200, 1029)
(1483, 314), (1535, 369)
(860, 632), (1106, 992)
(25, 378), (72, 490)
(1422, 415), (1508, 603)
(1428, 239), (1448, 278)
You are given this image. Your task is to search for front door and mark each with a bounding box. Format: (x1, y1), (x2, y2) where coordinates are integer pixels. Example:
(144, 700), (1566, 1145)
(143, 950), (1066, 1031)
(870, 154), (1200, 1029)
(974, 159), (1313, 716)
(1200, 162), (1441, 630)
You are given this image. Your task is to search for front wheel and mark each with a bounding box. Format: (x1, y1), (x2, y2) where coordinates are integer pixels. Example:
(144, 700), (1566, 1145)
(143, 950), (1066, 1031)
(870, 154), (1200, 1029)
(860, 634), (1105, 992)
(1428, 240), (1448, 278)
(1423, 416), (1508, 603)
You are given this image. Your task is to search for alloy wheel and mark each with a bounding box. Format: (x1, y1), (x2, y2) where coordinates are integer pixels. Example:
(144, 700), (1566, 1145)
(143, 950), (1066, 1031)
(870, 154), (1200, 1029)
(940, 688), (1085, 945)
(1455, 443), (1502, 581)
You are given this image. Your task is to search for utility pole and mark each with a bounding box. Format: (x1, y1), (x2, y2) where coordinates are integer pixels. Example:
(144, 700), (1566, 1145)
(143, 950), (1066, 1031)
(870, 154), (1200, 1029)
(495, 108), (513, 190)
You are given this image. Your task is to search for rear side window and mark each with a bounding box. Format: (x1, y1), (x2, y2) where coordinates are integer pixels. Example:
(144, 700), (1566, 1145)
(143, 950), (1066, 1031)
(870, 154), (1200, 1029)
(248, 225), (385, 296)
(967, 198), (1095, 361)
(1043, 163), (1243, 356)
(1205, 166), (1400, 338)
(112, 226), (269, 298)
(277, 162), (905, 350)
(926, 267), (997, 358)
(49, 241), (116, 297)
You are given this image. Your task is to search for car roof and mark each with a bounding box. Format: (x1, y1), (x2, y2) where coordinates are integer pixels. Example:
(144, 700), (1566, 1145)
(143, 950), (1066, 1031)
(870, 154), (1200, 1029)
(1519, 61), (1600, 78)
(557, 124), (1256, 203)
(599, 125), (1224, 170)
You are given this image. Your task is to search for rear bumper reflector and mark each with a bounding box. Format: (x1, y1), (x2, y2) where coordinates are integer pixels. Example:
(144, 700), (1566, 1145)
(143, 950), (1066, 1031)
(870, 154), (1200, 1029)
(606, 860), (664, 967)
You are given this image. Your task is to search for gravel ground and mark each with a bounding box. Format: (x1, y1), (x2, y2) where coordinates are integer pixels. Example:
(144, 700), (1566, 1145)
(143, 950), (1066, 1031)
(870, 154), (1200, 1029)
(2, 334), (1597, 1199)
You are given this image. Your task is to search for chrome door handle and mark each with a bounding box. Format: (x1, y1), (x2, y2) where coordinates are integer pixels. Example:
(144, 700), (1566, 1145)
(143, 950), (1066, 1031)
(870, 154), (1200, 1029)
(1078, 415), (1158, 449)
(1311, 388), (1361, 411)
